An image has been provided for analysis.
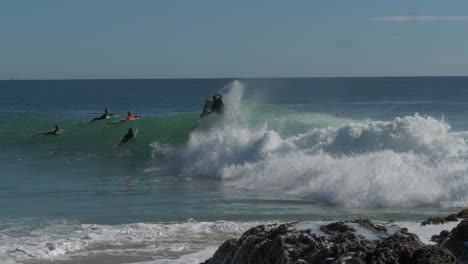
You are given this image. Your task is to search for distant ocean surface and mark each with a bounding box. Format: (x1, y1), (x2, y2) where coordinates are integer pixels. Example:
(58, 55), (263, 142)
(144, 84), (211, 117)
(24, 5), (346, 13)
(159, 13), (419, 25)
(1, 77), (468, 263)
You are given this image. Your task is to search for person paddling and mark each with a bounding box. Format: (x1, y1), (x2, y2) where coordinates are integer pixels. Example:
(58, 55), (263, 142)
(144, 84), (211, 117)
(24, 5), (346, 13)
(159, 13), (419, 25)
(107, 112), (141, 125)
(113, 128), (137, 148)
(90, 108), (118, 121)
(33, 125), (62, 136)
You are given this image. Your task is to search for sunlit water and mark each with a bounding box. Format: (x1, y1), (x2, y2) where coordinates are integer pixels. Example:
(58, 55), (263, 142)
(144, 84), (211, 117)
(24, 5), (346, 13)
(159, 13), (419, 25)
(1, 77), (468, 263)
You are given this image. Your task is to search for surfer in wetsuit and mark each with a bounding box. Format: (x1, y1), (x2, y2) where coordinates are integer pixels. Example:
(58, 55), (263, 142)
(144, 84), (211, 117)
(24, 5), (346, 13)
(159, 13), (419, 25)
(192, 94), (223, 129)
(205, 93), (224, 116)
(33, 125), (62, 136)
(113, 128), (137, 147)
(212, 93), (225, 113)
(90, 108), (118, 121)
(107, 112), (141, 125)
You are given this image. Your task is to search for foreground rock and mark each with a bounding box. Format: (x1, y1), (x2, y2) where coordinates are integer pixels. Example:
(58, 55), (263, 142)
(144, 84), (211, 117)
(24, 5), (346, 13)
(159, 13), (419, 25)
(202, 219), (459, 264)
(435, 220), (468, 260)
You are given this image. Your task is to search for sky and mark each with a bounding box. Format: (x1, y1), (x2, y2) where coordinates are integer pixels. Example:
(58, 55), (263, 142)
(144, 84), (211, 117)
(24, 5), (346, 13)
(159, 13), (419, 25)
(1, 0), (468, 79)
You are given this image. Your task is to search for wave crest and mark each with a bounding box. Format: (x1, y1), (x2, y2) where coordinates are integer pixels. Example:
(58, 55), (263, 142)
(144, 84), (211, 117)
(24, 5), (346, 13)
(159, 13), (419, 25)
(182, 87), (468, 208)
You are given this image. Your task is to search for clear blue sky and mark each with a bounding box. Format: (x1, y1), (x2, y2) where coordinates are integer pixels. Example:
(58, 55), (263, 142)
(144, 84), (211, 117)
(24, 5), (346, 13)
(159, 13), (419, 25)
(1, 0), (468, 79)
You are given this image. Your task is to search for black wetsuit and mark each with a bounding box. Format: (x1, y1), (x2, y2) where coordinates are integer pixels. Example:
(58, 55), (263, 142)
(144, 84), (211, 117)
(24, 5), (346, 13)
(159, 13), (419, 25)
(48, 128), (60, 135)
(92, 112), (110, 121)
(212, 97), (224, 113)
(120, 129), (136, 145)
(35, 127), (60, 136)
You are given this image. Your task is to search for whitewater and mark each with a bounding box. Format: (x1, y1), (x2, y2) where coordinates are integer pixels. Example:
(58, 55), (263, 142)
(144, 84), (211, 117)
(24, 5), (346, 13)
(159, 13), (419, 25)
(1, 77), (468, 263)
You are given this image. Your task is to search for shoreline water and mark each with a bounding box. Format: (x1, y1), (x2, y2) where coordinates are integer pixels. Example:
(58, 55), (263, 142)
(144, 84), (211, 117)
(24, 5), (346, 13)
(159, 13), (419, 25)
(3, 216), (465, 264)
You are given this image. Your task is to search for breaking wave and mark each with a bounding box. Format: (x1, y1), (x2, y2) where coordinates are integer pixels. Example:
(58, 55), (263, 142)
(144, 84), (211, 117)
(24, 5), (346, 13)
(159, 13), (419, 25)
(3, 80), (468, 208)
(180, 82), (468, 208)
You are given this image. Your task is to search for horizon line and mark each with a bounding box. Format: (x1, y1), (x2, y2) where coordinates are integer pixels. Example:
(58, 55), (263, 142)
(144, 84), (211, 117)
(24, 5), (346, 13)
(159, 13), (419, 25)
(2, 74), (468, 81)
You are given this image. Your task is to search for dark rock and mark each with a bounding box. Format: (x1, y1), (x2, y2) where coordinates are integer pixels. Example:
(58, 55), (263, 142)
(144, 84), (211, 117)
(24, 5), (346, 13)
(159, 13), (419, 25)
(364, 231), (458, 264)
(411, 247), (458, 264)
(202, 219), (458, 264)
(350, 218), (388, 234)
(431, 230), (450, 244)
(421, 217), (446, 226)
(421, 208), (468, 226)
(320, 221), (355, 235)
(441, 219), (468, 260)
(457, 208), (468, 218)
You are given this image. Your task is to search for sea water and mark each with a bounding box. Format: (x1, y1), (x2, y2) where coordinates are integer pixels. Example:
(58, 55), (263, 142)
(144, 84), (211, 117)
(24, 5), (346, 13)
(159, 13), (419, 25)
(1, 77), (468, 263)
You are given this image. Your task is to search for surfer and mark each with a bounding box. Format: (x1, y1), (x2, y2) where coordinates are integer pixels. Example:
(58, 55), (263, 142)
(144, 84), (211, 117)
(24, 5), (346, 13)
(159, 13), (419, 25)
(33, 125), (62, 136)
(107, 112), (141, 125)
(113, 128), (137, 148)
(212, 93), (225, 114)
(90, 108), (118, 121)
(203, 93), (224, 117)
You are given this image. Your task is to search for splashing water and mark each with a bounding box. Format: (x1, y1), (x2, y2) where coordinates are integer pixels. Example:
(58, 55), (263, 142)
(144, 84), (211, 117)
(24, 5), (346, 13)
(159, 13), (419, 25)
(181, 81), (468, 208)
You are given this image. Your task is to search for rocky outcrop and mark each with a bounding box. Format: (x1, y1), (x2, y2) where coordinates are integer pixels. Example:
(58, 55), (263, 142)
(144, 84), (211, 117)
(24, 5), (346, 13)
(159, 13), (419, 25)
(349, 218), (387, 234)
(438, 220), (468, 260)
(421, 208), (468, 226)
(431, 230), (450, 244)
(202, 220), (459, 264)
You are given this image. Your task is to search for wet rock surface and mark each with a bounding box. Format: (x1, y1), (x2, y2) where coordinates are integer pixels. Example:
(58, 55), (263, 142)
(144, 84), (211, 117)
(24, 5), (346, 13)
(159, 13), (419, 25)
(349, 218), (388, 234)
(421, 208), (468, 226)
(202, 219), (459, 264)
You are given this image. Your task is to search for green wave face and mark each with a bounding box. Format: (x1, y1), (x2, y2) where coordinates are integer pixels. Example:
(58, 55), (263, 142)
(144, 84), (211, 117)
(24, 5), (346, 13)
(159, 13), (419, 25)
(0, 103), (348, 161)
(0, 112), (198, 159)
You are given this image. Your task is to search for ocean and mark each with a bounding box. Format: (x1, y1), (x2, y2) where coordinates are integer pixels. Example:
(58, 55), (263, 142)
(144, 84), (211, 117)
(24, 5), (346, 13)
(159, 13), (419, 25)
(1, 77), (468, 263)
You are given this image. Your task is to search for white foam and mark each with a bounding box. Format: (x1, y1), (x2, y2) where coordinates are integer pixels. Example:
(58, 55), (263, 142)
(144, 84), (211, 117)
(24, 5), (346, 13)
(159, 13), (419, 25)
(397, 221), (461, 244)
(133, 246), (219, 264)
(1, 218), (462, 263)
(0, 219), (262, 264)
(182, 87), (468, 208)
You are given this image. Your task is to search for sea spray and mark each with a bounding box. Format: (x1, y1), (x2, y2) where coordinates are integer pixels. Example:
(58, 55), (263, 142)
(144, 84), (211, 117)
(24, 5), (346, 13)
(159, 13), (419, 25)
(181, 90), (468, 207)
